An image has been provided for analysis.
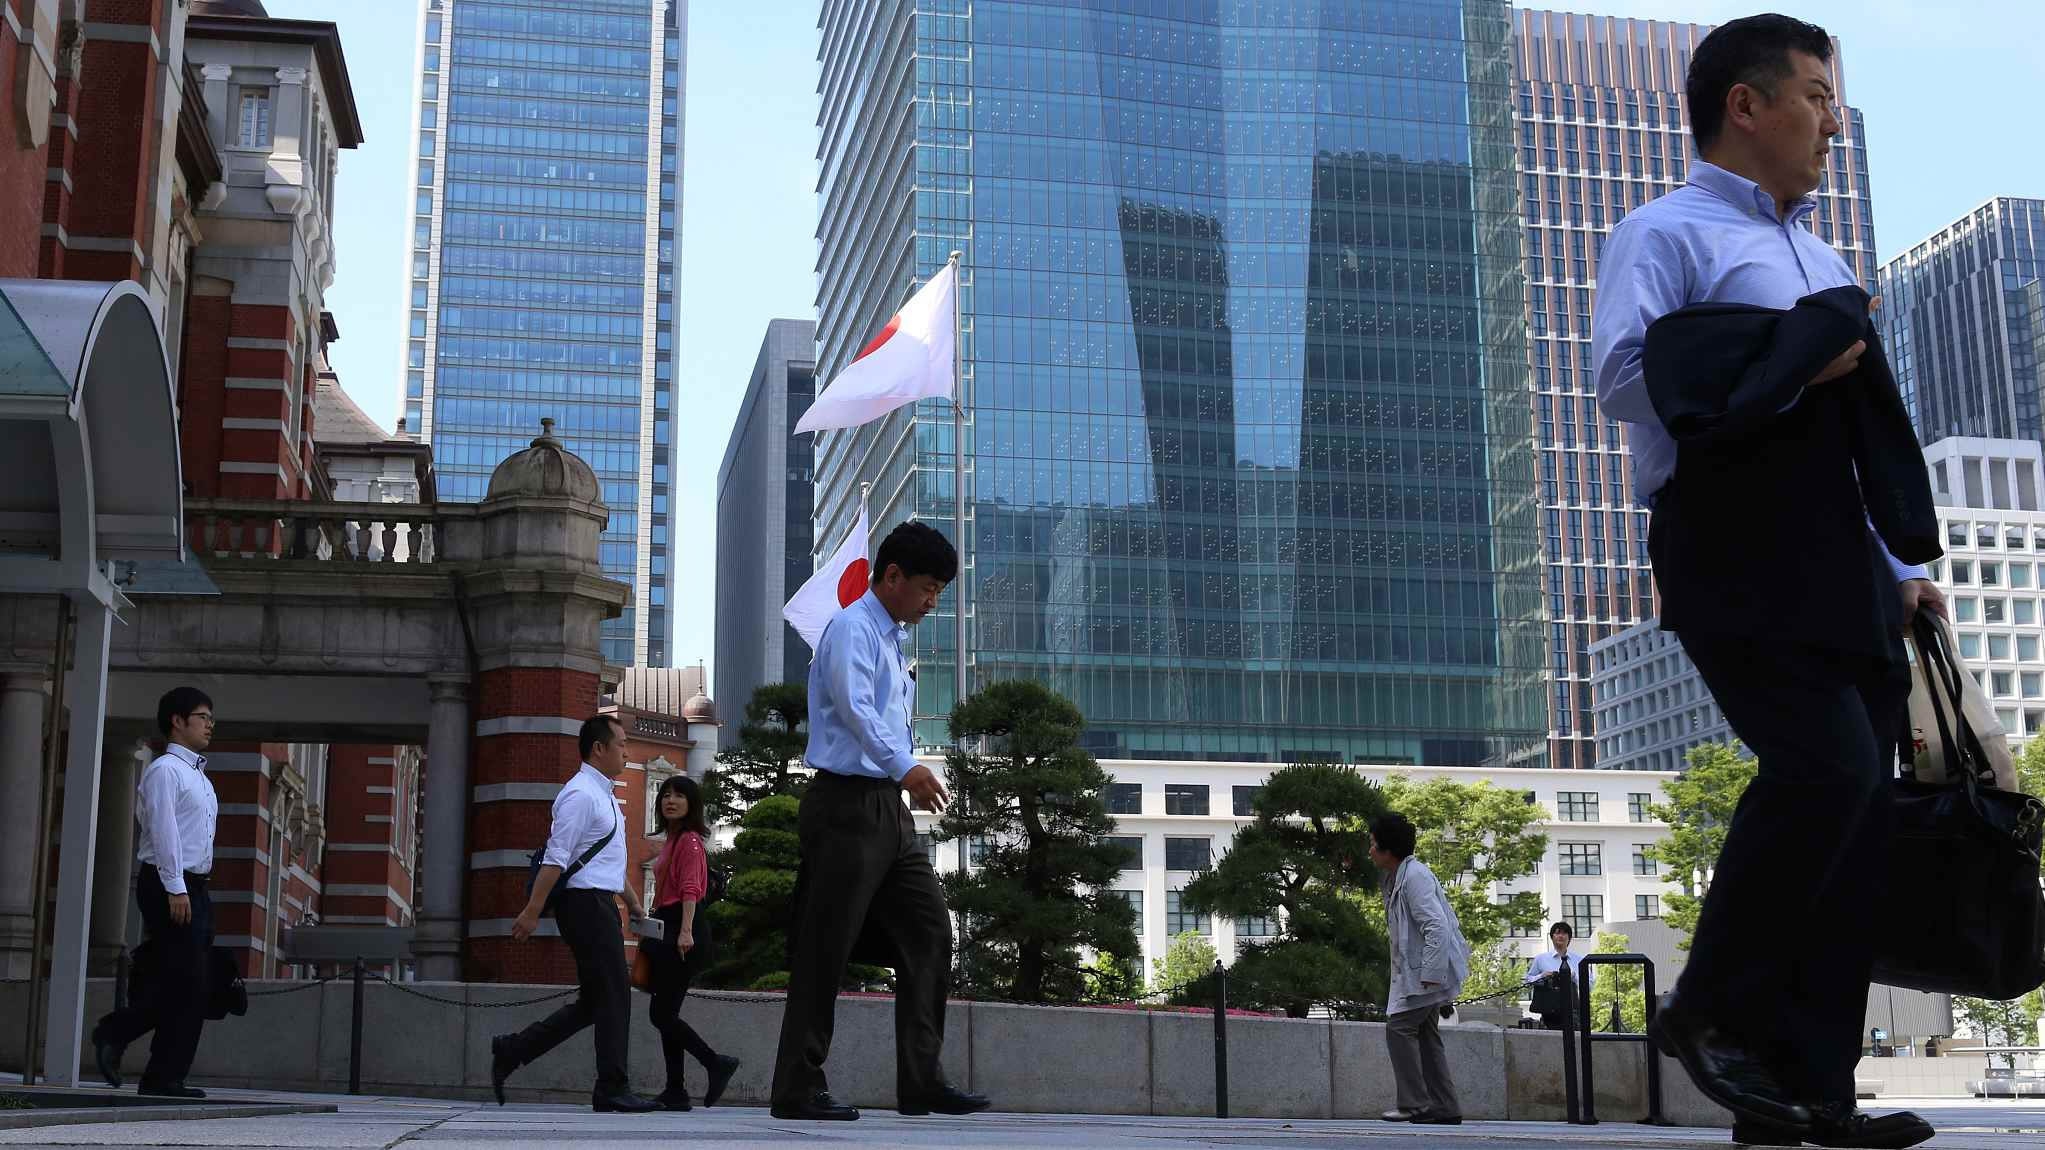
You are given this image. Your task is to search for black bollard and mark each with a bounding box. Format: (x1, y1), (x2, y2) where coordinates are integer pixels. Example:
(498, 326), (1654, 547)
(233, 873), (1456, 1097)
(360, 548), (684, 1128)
(1212, 960), (1229, 1119)
(1559, 965), (1584, 1124)
(349, 956), (365, 1095)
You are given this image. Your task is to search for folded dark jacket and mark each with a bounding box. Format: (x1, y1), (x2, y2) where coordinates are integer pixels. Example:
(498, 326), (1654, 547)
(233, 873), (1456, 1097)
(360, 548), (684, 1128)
(1644, 285), (1939, 565)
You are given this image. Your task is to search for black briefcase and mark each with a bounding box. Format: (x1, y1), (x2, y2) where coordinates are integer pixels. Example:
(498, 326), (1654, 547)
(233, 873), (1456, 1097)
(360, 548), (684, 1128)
(1871, 614), (2045, 999)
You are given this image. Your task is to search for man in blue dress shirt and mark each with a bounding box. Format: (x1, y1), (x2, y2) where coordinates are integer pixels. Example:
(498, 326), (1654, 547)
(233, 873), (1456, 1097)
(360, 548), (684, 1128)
(1593, 15), (1938, 1149)
(770, 521), (991, 1122)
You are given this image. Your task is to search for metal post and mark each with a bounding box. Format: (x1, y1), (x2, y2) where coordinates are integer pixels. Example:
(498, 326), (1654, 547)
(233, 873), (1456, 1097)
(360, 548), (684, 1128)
(1642, 962), (1667, 1125)
(1559, 964), (1583, 1125)
(948, 249), (967, 714)
(1212, 959), (1229, 1119)
(349, 956), (365, 1095)
(1577, 955), (1600, 1125)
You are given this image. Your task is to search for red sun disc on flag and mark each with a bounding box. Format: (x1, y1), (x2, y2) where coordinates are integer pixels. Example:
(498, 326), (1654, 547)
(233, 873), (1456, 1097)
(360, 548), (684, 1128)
(837, 559), (870, 607)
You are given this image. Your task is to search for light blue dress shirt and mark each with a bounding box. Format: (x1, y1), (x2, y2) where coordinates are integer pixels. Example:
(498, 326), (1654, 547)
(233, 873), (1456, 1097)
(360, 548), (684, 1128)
(1592, 160), (1927, 583)
(806, 590), (919, 781)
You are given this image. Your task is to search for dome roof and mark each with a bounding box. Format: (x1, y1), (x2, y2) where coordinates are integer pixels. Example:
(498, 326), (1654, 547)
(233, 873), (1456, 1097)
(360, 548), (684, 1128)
(485, 418), (601, 504)
(682, 692), (718, 724)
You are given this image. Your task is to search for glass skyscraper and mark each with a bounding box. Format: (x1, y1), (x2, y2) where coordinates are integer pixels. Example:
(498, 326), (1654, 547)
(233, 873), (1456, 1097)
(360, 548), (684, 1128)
(1514, 11), (1879, 767)
(1881, 197), (2045, 446)
(406, 0), (683, 666)
(815, 0), (1545, 765)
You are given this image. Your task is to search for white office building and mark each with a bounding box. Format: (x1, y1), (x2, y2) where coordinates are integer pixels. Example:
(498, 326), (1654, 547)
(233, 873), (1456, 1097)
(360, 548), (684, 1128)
(1590, 620), (1731, 773)
(909, 759), (1677, 974)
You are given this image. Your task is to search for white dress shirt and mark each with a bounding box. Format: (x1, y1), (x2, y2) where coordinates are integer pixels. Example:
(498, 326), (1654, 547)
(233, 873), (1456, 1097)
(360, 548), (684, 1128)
(542, 763), (625, 892)
(1525, 947), (1589, 992)
(135, 743), (218, 895)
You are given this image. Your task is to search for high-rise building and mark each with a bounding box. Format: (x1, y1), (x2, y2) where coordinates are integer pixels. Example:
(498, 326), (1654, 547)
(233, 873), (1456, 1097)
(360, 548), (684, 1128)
(715, 319), (818, 715)
(1513, 11), (1879, 767)
(814, 1), (1545, 764)
(406, 0), (684, 665)
(1881, 198), (2045, 446)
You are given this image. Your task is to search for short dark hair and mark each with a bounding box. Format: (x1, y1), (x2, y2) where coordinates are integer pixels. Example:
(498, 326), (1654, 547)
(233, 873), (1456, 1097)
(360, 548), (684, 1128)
(157, 686), (213, 737)
(1369, 812), (1417, 860)
(874, 520), (958, 585)
(578, 714), (624, 760)
(1685, 14), (1833, 152)
(1550, 921), (1575, 940)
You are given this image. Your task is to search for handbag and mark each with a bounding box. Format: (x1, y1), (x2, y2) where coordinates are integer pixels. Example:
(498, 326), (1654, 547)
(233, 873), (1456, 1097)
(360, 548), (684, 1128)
(630, 944), (655, 992)
(1905, 611), (2020, 790)
(1871, 611), (2045, 999)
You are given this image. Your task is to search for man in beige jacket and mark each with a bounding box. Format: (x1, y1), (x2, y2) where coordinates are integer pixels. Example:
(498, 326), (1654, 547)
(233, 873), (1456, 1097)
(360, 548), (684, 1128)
(1371, 811), (1468, 1125)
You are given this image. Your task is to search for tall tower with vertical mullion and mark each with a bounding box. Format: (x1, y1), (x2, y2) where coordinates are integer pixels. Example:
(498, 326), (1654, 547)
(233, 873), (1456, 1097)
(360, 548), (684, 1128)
(406, 0), (683, 667)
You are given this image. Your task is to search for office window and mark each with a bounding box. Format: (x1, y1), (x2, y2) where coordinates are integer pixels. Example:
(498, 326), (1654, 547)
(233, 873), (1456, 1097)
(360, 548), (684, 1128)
(1955, 598), (1979, 623)
(1953, 560), (1973, 585)
(1164, 836), (1211, 872)
(1562, 894), (1604, 938)
(1559, 842), (1603, 875)
(237, 87), (272, 147)
(2022, 672), (2041, 699)
(1101, 835), (1143, 870)
(1235, 914), (1278, 940)
(1991, 634), (2012, 660)
(2018, 600), (2038, 626)
(1632, 845), (1657, 875)
(1232, 785), (1262, 816)
(2021, 635), (2041, 662)
(1635, 895), (1662, 920)
(1105, 783), (1142, 815)
(1165, 784), (1209, 816)
(1166, 890), (1210, 936)
(913, 832), (938, 867)
(1987, 599), (2008, 624)
(1994, 671), (2014, 697)
(1557, 792), (1599, 821)
(2013, 563), (2034, 589)
(1627, 792), (1652, 822)
(1960, 633), (1983, 659)
(968, 834), (994, 866)
(1111, 889), (1143, 922)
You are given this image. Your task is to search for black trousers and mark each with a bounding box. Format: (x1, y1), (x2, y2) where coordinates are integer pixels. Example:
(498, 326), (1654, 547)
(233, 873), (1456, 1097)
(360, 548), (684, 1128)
(1675, 632), (1908, 1105)
(647, 903), (718, 1088)
(96, 869), (212, 1087)
(502, 888), (631, 1096)
(771, 771), (952, 1106)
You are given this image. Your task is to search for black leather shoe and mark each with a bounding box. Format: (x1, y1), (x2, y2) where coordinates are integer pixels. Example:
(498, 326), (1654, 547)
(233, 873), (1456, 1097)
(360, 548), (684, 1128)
(1732, 1119), (1801, 1146)
(1412, 1112), (1464, 1125)
(654, 1087), (691, 1112)
(771, 1091), (860, 1121)
(489, 1035), (517, 1106)
(94, 1037), (124, 1089)
(137, 1082), (206, 1100)
(1649, 997), (1810, 1130)
(1808, 1105), (1935, 1149)
(899, 1084), (991, 1116)
(592, 1091), (659, 1113)
(702, 1054), (741, 1108)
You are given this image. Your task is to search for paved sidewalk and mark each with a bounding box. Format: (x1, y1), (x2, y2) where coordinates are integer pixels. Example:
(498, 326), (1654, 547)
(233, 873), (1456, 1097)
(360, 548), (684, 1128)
(0, 1090), (2037, 1149)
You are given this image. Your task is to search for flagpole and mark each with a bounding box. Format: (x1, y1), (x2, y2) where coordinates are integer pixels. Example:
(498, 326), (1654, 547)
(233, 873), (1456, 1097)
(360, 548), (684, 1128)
(948, 249), (966, 713)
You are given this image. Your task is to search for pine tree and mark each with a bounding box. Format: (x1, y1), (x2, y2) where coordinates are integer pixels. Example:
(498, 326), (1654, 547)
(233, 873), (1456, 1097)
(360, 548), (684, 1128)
(711, 682), (809, 812)
(699, 794), (802, 989)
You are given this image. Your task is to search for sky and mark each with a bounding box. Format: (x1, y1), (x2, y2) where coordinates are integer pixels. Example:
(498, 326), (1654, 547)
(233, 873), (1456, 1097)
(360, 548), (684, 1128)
(274, 0), (2042, 686)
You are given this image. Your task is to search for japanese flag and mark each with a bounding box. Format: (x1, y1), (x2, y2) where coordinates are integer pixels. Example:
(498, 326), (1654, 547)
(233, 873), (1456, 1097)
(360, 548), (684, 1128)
(783, 507), (871, 650)
(794, 262), (956, 434)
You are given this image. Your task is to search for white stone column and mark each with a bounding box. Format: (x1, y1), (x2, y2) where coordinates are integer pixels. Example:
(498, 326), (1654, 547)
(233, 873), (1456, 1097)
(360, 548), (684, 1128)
(415, 676), (470, 981)
(0, 669), (52, 981)
(88, 731), (148, 976)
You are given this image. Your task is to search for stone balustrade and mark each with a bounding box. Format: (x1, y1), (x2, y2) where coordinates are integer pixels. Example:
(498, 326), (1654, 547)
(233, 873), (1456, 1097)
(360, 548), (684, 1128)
(185, 497), (464, 565)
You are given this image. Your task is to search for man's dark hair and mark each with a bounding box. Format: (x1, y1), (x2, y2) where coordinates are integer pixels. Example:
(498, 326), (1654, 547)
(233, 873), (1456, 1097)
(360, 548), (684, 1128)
(578, 714), (624, 760)
(1685, 14), (1833, 152)
(1369, 812), (1418, 860)
(1550, 921), (1574, 940)
(157, 686), (213, 737)
(874, 520), (958, 585)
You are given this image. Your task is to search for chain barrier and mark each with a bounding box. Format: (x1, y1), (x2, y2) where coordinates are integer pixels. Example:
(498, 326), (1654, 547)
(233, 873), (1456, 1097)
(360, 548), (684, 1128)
(371, 973), (576, 1010)
(245, 974), (339, 998)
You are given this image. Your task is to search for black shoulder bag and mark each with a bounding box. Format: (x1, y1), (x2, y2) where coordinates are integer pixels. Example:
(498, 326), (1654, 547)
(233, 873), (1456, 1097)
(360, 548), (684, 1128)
(526, 808), (619, 916)
(1871, 611), (2045, 999)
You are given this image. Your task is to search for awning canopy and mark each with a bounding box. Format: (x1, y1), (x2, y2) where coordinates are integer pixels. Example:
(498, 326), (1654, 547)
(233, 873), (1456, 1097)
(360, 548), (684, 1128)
(0, 279), (183, 600)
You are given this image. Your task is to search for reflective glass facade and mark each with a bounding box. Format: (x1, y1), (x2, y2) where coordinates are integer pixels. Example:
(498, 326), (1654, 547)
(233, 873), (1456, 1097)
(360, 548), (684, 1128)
(1881, 198), (2045, 446)
(1514, 12), (1878, 767)
(815, 0), (1545, 765)
(409, 0), (682, 666)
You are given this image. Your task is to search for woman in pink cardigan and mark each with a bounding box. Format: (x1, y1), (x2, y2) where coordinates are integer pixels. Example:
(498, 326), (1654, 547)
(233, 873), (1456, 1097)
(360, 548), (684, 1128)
(647, 775), (740, 1110)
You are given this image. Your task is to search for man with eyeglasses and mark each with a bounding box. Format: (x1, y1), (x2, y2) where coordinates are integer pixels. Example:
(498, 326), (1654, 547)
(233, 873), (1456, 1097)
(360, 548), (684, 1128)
(92, 686), (219, 1097)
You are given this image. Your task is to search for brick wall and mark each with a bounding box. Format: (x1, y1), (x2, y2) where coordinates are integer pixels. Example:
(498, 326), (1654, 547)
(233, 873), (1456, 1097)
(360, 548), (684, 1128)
(0, 4), (51, 277)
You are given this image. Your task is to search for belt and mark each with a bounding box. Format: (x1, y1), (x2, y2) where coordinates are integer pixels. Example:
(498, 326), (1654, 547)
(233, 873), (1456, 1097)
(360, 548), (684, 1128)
(810, 770), (899, 790)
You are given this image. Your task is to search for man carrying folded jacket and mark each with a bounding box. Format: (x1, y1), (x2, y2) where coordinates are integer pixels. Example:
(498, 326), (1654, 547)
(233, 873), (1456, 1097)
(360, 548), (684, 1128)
(1592, 14), (1944, 1150)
